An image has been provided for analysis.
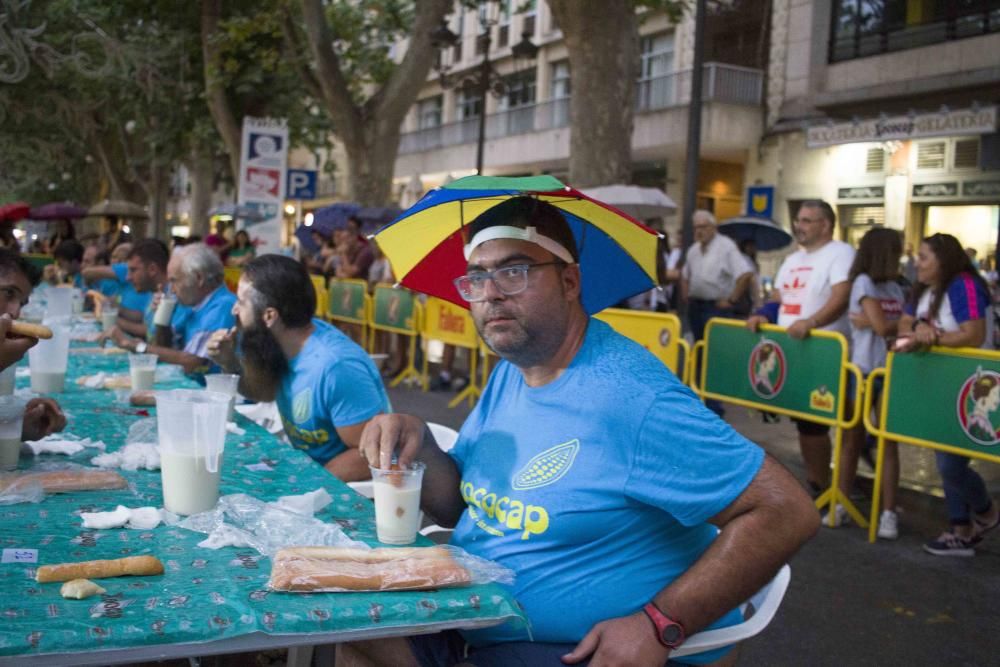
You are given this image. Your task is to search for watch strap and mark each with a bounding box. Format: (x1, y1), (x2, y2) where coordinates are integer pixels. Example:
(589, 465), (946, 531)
(643, 602), (685, 649)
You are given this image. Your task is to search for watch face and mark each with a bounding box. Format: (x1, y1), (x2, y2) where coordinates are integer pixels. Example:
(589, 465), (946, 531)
(661, 624), (683, 644)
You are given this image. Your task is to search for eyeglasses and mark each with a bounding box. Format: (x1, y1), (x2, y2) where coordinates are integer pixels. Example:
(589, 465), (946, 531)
(453, 262), (565, 302)
(794, 216), (826, 225)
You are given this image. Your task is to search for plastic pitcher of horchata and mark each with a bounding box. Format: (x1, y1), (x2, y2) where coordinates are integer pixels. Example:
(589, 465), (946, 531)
(156, 389), (231, 516)
(28, 319), (71, 394)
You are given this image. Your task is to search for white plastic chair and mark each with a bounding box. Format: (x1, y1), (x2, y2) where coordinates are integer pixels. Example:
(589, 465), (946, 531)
(348, 422), (458, 500)
(671, 563), (791, 658)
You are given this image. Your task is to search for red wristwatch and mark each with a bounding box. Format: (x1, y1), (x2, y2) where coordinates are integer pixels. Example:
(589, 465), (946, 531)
(643, 602), (686, 649)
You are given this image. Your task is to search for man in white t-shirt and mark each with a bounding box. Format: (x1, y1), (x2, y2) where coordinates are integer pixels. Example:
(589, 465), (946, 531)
(682, 211), (754, 415)
(747, 200), (855, 494)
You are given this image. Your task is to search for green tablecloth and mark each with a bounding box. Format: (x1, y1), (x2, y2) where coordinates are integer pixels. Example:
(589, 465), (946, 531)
(0, 348), (525, 660)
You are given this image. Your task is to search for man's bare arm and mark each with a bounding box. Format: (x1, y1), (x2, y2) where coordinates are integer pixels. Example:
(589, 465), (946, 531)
(650, 455), (818, 636)
(81, 266), (117, 284)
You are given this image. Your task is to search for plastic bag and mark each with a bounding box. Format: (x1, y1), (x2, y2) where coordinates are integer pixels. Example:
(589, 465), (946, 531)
(0, 461), (129, 504)
(267, 544), (515, 593)
(171, 493), (368, 557)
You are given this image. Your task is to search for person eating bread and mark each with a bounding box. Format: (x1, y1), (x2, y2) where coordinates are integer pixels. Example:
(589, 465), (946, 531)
(347, 197), (819, 667)
(0, 249), (67, 440)
(205, 254), (388, 482)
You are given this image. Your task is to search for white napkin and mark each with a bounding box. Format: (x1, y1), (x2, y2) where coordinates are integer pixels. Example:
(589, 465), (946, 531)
(226, 423), (246, 436)
(90, 442), (160, 471)
(271, 488), (333, 516)
(82, 372), (107, 388)
(80, 505), (165, 530)
(24, 434), (106, 456)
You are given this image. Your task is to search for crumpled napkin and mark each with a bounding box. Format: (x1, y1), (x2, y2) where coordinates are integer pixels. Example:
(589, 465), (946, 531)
(24, 434), (106, 456)
(272, 488), (333, 516)
(80, 505), (170, 530)
(226, 422), (246, 435)
(90, 442), (160, 471)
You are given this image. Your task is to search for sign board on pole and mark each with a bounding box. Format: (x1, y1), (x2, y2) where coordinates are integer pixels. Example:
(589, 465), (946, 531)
(746, 185), (775, 219)
(237, 117), (288, 255)
(287, 169), (318, 200)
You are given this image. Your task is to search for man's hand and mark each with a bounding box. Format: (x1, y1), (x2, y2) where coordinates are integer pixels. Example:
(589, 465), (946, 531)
(206, 327), (238, 372)
(786, 318), (814, 340)
(22, 398), (66, 441)
(359, 414), (427, 470)
(746, 314), (767, 332)
(106, 326), (136, 351)
(849, 311), (871, 329)
(0, 315), (39, 370)
(561, 612), (670, 667)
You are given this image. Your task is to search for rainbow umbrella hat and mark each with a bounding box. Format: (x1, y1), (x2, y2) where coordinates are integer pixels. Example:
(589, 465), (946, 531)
(373, 175), (661, 315)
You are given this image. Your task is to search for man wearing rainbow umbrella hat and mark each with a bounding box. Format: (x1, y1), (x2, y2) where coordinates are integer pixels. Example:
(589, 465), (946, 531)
(347, 177), (817, 666)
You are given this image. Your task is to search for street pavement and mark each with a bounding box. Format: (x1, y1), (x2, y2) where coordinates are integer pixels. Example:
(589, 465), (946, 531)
(388, 378), (1000, 666)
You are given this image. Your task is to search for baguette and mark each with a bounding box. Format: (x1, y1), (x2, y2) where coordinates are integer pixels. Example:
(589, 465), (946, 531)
(0, 469), (128, 493)
(269, 546), (471, 592)
(37, 555), (164, 583)
(9, 321), (53, 340)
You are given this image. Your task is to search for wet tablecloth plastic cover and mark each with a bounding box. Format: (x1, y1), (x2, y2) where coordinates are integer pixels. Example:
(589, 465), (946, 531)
(0, 345), (525, 658)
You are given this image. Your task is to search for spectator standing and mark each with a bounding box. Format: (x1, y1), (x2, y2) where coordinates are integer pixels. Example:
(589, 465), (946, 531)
(829, 228), (905, 538)
(226, 230), (256, 267)
(682, 210), (753, 415)
(897, 233), (999, 556)
(747, 200), (855, 495)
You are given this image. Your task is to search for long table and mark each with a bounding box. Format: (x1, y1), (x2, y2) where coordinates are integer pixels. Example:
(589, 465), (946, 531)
(0, 345), (524, 665)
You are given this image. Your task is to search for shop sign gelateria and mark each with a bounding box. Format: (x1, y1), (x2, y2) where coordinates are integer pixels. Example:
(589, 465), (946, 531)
(807, 106), (997, 148)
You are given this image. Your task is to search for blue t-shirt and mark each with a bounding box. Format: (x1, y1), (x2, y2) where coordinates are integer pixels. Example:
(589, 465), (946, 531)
(95, 277), (122, 299)
(112, 263), (153, 313)
(450, 320), (764, 661)
(172, 285), (236, 359)
(276, 319), (389, 465)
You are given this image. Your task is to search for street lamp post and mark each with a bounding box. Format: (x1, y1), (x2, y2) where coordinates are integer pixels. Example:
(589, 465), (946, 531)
(431, 5), (537, 176)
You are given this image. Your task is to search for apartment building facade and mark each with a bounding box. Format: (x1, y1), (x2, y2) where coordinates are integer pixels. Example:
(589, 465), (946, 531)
(392, 0), (768, 226)
(749, 0), (1000, 258)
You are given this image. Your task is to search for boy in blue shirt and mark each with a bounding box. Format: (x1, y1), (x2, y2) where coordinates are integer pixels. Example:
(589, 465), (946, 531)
(206, 254), (388, 481)
(350, 197), (819, 666)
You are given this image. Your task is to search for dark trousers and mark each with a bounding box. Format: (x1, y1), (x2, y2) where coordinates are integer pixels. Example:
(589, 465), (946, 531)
(688, 299), (732, 416)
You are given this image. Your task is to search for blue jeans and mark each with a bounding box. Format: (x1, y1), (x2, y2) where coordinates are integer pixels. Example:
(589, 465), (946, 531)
(936, 452), (992, 525)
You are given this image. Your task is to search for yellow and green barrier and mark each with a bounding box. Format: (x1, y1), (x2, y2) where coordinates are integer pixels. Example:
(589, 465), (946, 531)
(309, 274), (328, 319)
(864, 347), (1000, 542)
(594, 308), (691, 383)
(691, 318), (864, 526)
(422, 297), (482, 407)
(369, 283), (423, 388)
(327, 278), (371, 350)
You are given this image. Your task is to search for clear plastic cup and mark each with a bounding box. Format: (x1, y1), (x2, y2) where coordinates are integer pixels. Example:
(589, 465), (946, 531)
(45, 287), (73, 319)
(101, 307), (119, 332)
(156, 389), (231, 515)
(204, 373), (239, 422)
(370, 462), (425, 545)
(0, 395), (27, 470)
(28, 321), (71, 393)
(129, 353), (158, 391)
(0, 364), (16, 395)
(153, 295), (177, 327)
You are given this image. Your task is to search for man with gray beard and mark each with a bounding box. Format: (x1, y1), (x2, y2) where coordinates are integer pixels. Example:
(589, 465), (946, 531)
(206, 255), (388, 482)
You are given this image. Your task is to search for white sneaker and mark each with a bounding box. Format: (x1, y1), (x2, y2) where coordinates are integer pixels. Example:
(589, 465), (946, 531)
(821, 504), (849, 528)
(877, 510), (899, 540)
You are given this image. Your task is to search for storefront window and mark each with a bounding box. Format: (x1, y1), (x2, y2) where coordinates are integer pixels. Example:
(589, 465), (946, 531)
(924, 205), (1000, 264)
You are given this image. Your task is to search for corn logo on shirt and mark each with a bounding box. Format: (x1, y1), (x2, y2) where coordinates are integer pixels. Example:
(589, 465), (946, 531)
(449, 319), (764, 663)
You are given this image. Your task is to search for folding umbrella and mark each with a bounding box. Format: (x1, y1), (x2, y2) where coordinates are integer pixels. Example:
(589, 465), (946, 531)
(88, 199), (148, 219)
(717, 216), (793, 252)
(29, 202), (88, 220)
(373, 175), (660, 314)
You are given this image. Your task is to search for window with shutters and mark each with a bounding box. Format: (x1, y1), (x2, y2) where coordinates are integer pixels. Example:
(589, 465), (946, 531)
(865, 147), (885, 173)
(953, 138), (980, 170)
(916, 141), (946, 170)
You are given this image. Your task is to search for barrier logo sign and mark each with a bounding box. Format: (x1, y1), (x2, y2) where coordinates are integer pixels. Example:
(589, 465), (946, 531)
(957, 369), (1000, 446)
(748, 339), (786, 399)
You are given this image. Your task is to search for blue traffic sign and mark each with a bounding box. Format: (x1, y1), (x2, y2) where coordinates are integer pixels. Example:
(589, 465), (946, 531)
(287, 169), (318, 200)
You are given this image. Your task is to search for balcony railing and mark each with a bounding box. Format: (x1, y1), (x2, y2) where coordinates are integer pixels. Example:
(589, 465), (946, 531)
(398, 62), (763, 155)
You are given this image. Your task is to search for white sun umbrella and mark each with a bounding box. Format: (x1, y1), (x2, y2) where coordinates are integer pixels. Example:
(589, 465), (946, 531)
(580, 184), (677, 220)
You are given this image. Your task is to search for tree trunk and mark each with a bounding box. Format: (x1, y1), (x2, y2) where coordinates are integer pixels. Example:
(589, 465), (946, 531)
(187, 149), (215, 237)
(145, 163), (170, 241)
(547, 0), (640, 188)
(201, 0), (242, 184)
(297, 0), (450, 204)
